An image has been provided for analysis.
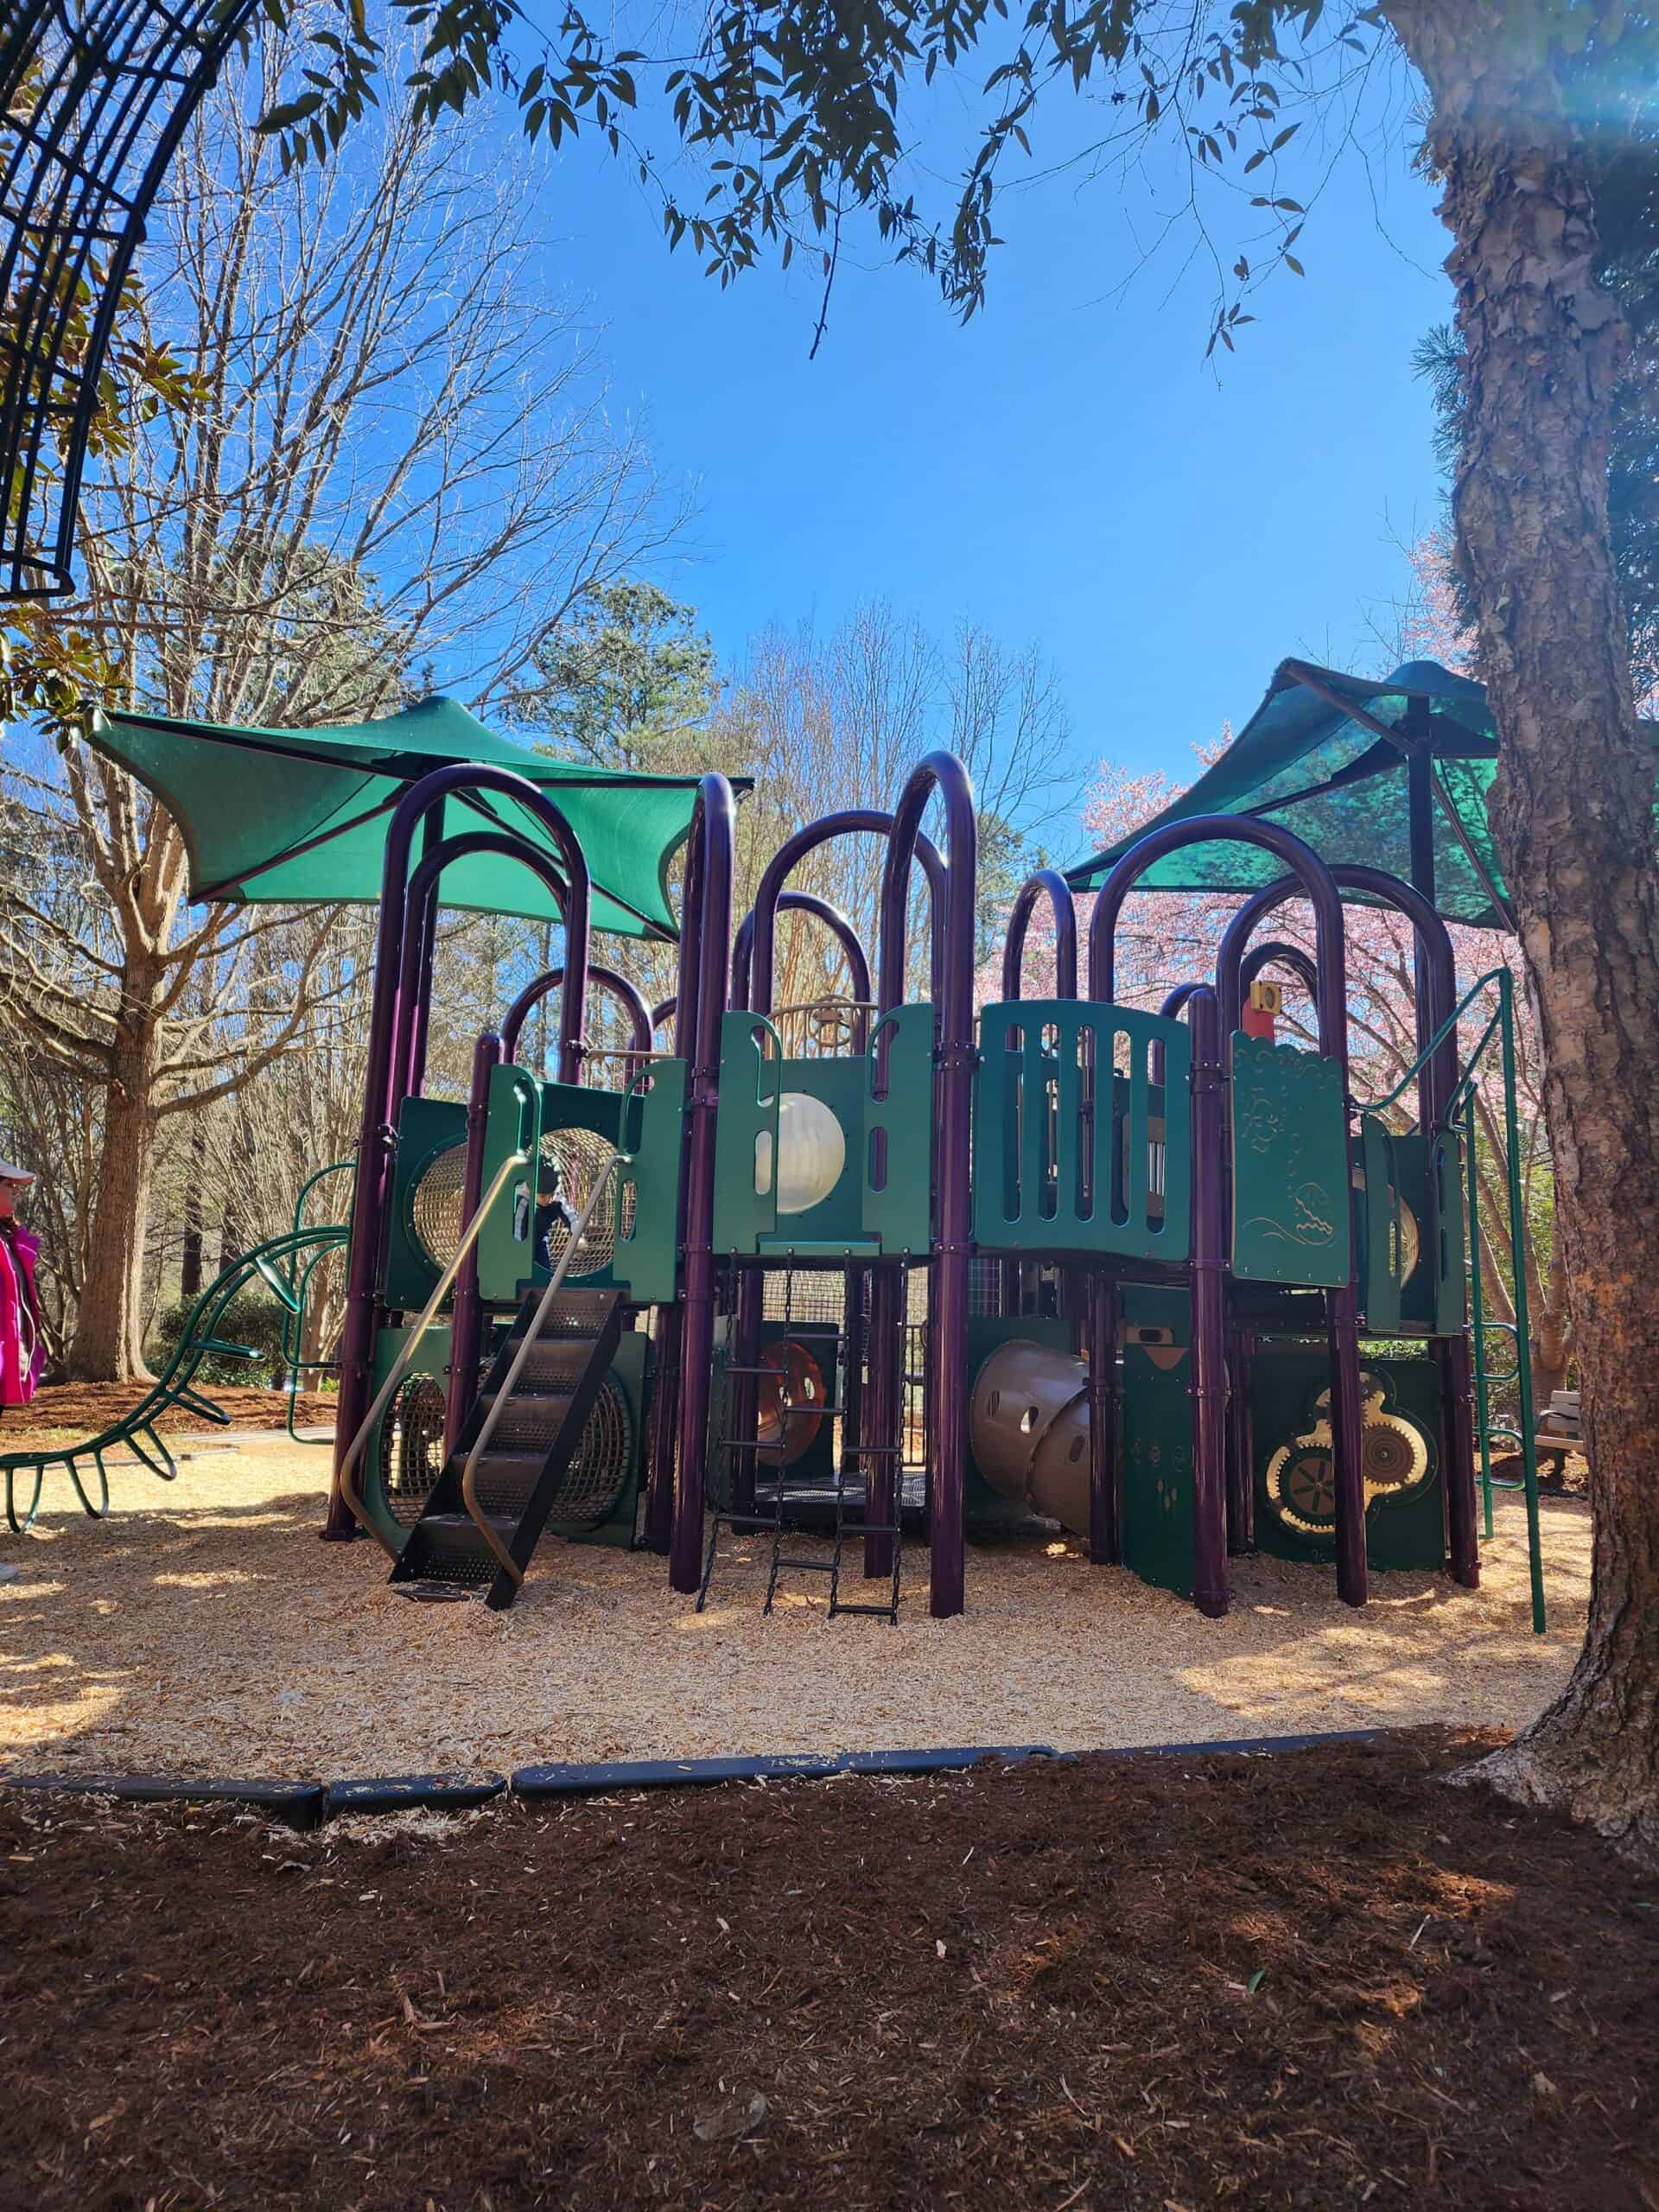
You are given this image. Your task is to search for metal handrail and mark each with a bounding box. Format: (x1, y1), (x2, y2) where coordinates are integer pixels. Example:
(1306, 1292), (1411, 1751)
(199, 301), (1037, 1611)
(461, 1147), (621, 1589)
(338, 1148), (531, 1555)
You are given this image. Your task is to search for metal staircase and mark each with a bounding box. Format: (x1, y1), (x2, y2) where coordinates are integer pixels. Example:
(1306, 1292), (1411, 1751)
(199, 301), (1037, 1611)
(389, 1287), (625, 1609)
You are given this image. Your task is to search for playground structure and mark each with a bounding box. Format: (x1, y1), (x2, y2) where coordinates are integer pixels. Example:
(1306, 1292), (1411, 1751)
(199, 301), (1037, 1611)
(2, 680), (1546, 1630)
(277, 744), (1543, 1628)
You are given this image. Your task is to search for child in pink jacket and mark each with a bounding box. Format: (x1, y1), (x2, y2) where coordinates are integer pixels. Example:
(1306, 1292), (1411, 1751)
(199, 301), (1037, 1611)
(0, 1161), (42, 1409)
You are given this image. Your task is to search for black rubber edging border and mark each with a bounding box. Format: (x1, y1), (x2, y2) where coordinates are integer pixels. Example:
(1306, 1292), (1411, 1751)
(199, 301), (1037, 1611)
(510, 1743), (1058, 1800)
(0, 1729), (1400, 1829)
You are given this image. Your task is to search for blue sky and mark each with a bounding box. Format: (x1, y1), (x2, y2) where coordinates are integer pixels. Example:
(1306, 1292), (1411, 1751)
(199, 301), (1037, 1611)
(536, 71), (1454, 801)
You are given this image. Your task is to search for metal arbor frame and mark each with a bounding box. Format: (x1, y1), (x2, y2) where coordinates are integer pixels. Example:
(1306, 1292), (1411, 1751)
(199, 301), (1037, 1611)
(2, 0), (264, 599)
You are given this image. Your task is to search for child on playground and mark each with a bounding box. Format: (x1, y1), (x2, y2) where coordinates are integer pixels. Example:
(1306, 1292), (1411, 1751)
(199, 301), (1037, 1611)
(0, 1160), (41, 1412)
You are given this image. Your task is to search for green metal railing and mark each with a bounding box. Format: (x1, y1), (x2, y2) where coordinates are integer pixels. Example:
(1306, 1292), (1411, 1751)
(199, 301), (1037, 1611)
(1358, 966), (1545, 1634)
(274, 1159), (356, 1442)
(2, 1217), (351, 1535)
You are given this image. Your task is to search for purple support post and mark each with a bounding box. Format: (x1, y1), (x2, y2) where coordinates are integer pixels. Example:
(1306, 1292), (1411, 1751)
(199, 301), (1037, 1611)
(668, 775), (737, 1595)
(404, 808), (447, 1100)
(325, 765), (591, 1541)
(445, 1030), (504, 1456)
(1091, 814), (1360, 1611)
(880, 755), (977, 1621)
(1224, 1325), (1256, 1554)
(1086, 1274), (1121, 1563)
(1185, 987), (1231, 1618)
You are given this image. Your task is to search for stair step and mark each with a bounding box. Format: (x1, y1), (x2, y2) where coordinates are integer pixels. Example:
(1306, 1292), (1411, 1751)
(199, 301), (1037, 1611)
(830, 1603), (899, 1619)
(422, 1510), (516, 1537)
(839, 1522), (901, 1538)
(774, 1558), (837, 1573)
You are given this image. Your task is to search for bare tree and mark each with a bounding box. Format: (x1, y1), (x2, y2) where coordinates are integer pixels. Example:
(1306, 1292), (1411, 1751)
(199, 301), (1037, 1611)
(0, 10), (687, 1379)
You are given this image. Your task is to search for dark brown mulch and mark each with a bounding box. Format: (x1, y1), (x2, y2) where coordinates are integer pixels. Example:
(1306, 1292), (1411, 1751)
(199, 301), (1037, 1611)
(3, 1730), (1656, 2212)
(2, 1382), (334, 1447)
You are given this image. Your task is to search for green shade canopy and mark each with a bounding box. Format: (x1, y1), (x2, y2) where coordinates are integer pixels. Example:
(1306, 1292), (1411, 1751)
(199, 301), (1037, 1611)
(88, 695), (746, 939)
(1065, 656), (1659, 931)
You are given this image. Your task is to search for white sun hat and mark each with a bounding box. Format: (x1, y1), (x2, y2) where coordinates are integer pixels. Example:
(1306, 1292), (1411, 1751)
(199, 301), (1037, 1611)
(0, 1160), (35, 1185)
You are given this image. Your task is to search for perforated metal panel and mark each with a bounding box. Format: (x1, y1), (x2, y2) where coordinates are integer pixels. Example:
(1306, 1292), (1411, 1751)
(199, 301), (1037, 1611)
(409, 1144), (468, 1272)
(378, 1376), (448, 1529)
(539, 1124), (620, 1277)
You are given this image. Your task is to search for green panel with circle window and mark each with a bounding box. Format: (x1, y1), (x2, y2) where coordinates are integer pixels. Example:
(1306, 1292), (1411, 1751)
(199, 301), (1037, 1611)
(712, 1010), (878, 1258)
(382, 1096), (468, 1309)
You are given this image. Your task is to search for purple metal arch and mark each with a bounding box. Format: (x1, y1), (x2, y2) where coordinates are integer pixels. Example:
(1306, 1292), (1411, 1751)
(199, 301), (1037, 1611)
(650, 995), (677, 1038)
(503, 962), (652, 1077)
(731, 889), (874, 1028)
(1001, 868), (1078, 1001)
(880, 754), (977, 1620)
(1240, 939), (1320, 1003)
(751, 809), (946, 1020)
(395, 832), (587, 1100)
(665, 776), (738, 1594)
(325, 763), (592, 1540)
(1217, 866), (1456, 1127)
(1086, 815), (1362, 1615)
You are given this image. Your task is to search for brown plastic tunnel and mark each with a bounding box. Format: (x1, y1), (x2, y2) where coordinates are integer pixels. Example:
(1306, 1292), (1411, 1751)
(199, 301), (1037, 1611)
(968, 1338), (1095, 1534)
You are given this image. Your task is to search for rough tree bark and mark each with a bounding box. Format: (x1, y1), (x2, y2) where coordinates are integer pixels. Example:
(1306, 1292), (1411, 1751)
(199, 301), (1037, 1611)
(73, 1014), (162, 1380)
(1384, 0), (1659, 1860)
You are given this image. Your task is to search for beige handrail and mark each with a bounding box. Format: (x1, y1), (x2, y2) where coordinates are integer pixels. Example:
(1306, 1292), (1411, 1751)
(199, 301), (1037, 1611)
(461, 1147), (620, 1588)
(338, 1147), (530, 1555)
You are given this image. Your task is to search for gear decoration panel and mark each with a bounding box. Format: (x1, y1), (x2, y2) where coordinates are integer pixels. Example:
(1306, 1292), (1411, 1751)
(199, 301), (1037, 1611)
(1250, 1344), (1443, 1573)
(973, 1000), (1191, 1262)
(1230, 1036), (1352, 1288)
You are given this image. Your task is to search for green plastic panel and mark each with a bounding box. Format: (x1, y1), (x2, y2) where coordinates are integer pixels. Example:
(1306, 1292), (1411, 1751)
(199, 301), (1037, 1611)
(475, 1064), (541, 1304)
(973, 1000), (1192, 1262)
(1230, 1035), (1352, 1288)
(1120, 1285), (1195, 1597)
(382, 1096), (467, 1309)
(1432, 1130), (1468, 1338)
(713, 1011), (908, 1259)
(712, 1012), (781, 1256)
(862, 1005), (935, 1256)
(611, 1058), (686, 1306)
(1359, 1116), (1403, 1335)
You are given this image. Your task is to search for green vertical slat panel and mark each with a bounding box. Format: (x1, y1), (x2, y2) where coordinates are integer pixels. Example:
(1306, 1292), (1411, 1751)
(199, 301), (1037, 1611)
(1360, 1113), (1403, 1335)
(612, 1058), (686, 1305)
(862, 1004), (934, 1254)
(475, 1065), (540, 1302)
(1432, 1129), (1468, 1337)
(972, 1001), (1190, 1260)
(1229, 1034), (1352, 1287)
(711, 1011), (781, 1255)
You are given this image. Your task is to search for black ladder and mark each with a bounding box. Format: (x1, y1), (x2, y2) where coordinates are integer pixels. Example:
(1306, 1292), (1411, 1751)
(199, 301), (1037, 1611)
(389, 1287), (624, 1610)
(696, 1265), (902, 1622)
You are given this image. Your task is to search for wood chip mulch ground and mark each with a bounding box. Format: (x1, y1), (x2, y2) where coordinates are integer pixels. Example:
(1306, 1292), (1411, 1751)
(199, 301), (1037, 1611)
(2, 1382), (334, 1447)
(3, 1729), (1655, 2212)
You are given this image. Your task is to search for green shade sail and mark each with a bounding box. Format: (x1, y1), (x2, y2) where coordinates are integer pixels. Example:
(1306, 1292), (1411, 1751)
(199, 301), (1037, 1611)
(1065, 656), (1659, 931)
(87, 694), (745, 939)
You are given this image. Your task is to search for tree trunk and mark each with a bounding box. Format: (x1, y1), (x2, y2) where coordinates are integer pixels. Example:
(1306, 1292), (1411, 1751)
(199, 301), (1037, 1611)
(1386, 1), (1659, 1862)
(67, 1021), (161, 1383)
